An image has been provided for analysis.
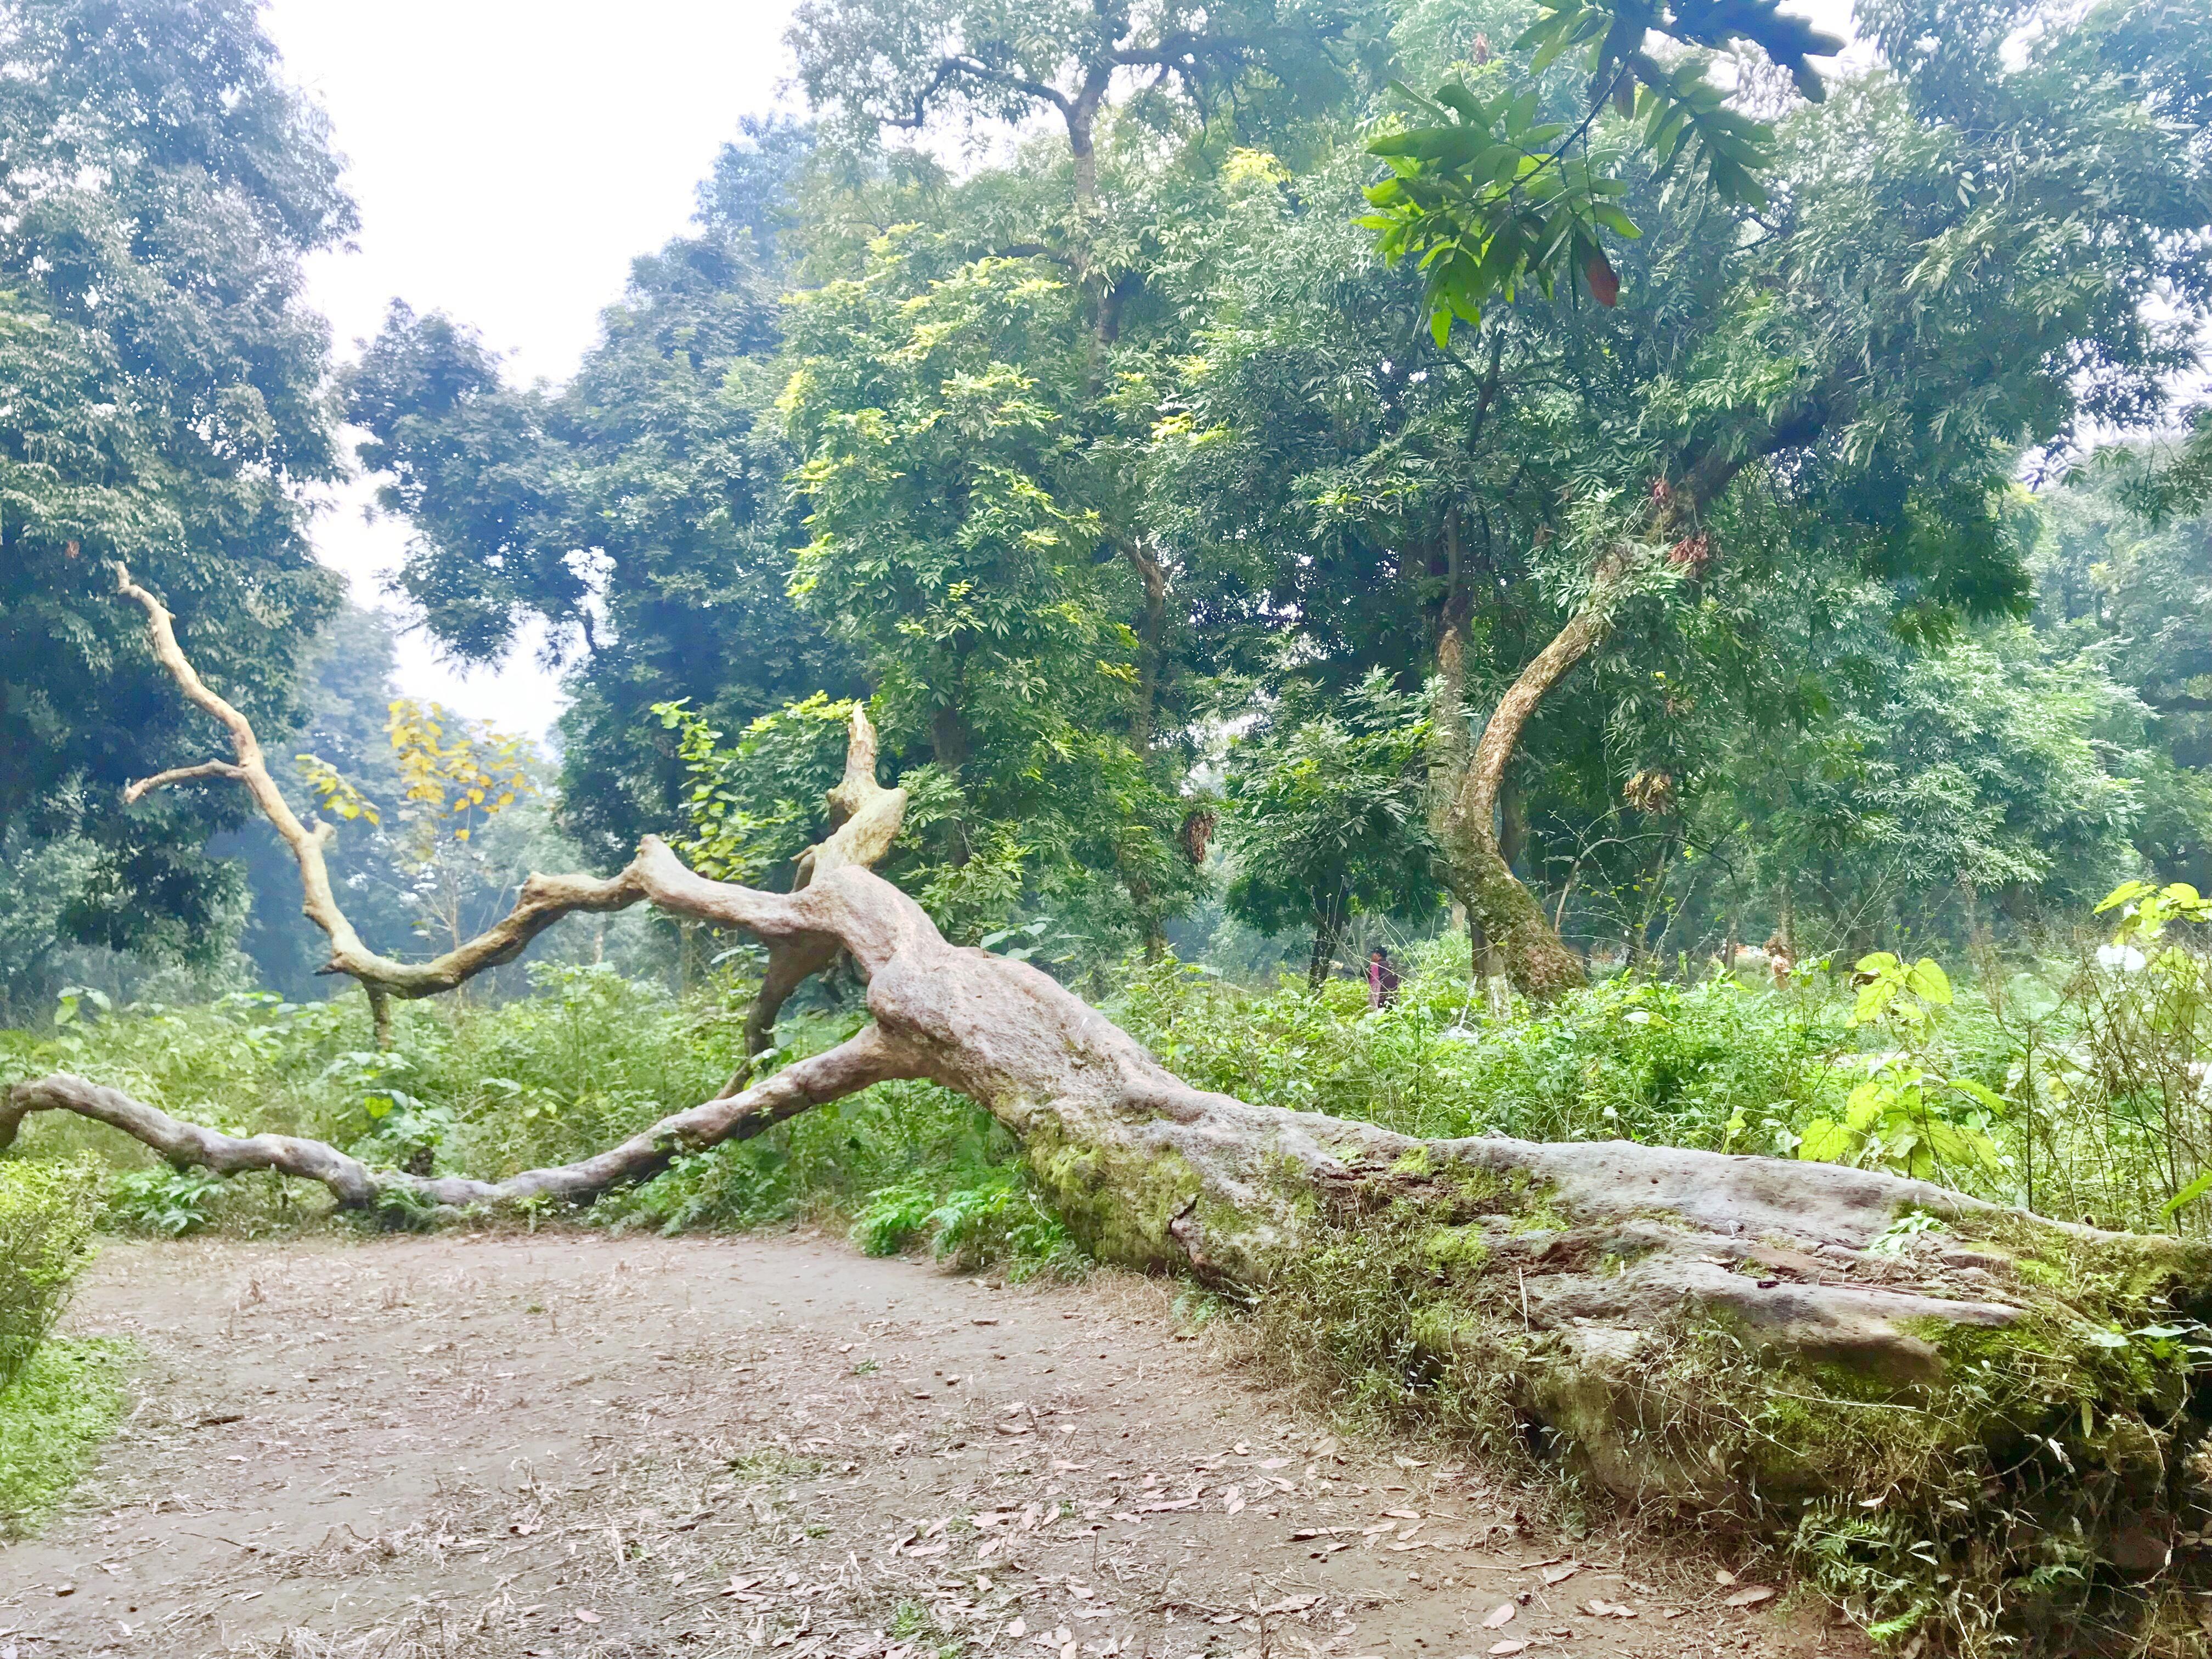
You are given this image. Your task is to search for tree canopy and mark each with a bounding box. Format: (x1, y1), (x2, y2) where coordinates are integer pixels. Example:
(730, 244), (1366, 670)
(0, 0), (352, 979)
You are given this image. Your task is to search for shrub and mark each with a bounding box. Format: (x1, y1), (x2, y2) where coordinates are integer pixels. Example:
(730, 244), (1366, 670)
(851, 1167), (1081, 1277)
(1108, 938), (1851, 1153)
(0, 1157), (102, 1390)
(105, 1166), (226, 1237)
(0, 1337), (129, 1534)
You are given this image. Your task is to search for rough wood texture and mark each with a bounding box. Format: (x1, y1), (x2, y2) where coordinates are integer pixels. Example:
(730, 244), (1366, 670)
(114, 564), (650, 1032)
(16, 564), (2211, 1647)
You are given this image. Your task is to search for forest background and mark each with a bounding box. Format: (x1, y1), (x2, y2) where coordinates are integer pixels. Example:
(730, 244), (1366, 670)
(5, 0), (2212, 1385)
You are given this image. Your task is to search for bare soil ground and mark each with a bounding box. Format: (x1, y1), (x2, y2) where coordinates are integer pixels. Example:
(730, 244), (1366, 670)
(0, 1232), (1870, 1659)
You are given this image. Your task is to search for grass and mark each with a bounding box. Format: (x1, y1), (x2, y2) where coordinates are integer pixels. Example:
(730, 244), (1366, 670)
(0, 1336), (131, 1536)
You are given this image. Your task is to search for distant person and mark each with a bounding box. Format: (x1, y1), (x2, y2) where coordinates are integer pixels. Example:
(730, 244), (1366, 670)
(1368, 947), (1401, 1008)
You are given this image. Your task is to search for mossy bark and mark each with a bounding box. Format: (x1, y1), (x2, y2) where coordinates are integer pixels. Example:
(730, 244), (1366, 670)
(1429, 622), (1593, 1002)
(20, 582), (2212, 1651)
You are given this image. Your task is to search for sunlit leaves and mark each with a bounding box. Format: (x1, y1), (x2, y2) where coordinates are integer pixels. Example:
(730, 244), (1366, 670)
(1798, 950), (2006, 1182)
(1363, 0), (1839, 345)
(383, 699), (537, 858)
(1361, 78), (1639, 345)
(652, 695), (858, 884)
(295, 754), (382, 827)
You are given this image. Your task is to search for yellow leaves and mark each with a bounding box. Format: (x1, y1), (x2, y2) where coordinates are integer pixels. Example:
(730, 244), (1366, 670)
(295, 754), (381, 827)
(1223, 147), (1291, 188)
(383, 696), (539, 864)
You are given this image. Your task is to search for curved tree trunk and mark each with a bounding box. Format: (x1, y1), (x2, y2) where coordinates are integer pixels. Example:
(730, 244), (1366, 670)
(11, 562), (2211, 1649)
(1429, 618), (1594, 1001)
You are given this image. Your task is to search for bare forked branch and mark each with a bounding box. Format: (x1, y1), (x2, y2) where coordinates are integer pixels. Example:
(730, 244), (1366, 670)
(110, 561), (908, 1054)
(123, 760), (247, 799)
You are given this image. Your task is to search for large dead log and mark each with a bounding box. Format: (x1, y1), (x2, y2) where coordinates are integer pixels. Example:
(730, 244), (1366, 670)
(10, 845), (2212, 1646)
(7, 565), (2210, 1650)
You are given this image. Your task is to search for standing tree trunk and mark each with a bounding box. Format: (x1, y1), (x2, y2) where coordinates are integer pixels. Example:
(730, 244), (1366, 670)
(1429, 608), (1601, 1002)
(1306, 892), (1347, 991)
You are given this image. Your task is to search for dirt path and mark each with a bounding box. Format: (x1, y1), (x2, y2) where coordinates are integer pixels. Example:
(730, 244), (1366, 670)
(0, 1232), (1867, 1659)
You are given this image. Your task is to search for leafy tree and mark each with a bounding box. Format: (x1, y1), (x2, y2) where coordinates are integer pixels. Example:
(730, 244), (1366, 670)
(788, 0), (1381, 209)
(1220, 670), (1440, 986)
(780, 239), (1203, 945)
(346, 185), (857, 865)
(1684, 617), (2151, 955)
(1175, 0), (2212, 996)
(0, 0), (353, 964)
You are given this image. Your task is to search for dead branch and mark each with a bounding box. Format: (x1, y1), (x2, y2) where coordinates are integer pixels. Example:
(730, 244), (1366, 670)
(110, 561), (902, 1057)
(2, 1022), (922, 1209)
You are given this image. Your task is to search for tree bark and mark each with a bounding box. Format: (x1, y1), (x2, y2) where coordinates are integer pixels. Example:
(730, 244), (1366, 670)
(25, 558), (2212, 1647)
(1429, 607), (1600, 1002)
(1306, 904), (1345, 991)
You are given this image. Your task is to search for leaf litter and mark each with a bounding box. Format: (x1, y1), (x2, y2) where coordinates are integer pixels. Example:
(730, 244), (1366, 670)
(0, 1232), (1853, 1658)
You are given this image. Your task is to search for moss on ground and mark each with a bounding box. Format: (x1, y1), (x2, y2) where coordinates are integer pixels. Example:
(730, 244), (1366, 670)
(1245, 1210), (2212, 1658)
(0, 1337), (131, 1536)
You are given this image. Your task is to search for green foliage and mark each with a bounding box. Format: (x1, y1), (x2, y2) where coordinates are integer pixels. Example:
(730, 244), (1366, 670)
(345, 235), (854, 865)
(852, 1167), (1081, 1278)
(654, 694), (856, 885)
(780, 238), (1200, 946)
(605, 1067), (1079, 1283)
(0, 1156), (101, 1391)
(104, 1167), (225, 1239)
(1110, 937), (1846, 1148)
(0, 970), (745, 1205)
(1365, 0), (1839, 343)
(0, 0), (353, 965)
(0, 1337), (129, 1537)
(1362, 77), (1641, 344)
(1220, 669), (1439, 981)
(1797, 953), (2007, 1184)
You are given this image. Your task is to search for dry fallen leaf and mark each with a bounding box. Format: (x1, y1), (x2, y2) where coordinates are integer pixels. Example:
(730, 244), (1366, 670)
(1007, 1618), (1027, 1639)
(1541, 1561), (1582, 1586)
(1725, 1585), (1779, 1609)
(1488, 1643), (1530, 1657)
(573, 1610), (601, 1624)
(1482, 1602), (1517, 1629)
(1714, 1567), (1738, 1587)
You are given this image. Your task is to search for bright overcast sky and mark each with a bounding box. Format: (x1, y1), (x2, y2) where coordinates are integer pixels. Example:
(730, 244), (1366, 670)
(262, 0), (803, 738)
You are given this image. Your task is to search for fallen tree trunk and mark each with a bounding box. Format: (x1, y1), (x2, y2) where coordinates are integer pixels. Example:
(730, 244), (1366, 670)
(9, 564), (2211, 1651)
(9, 843), (2212, 1650)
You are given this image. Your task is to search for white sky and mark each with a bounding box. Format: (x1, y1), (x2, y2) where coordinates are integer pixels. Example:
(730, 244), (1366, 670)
(263, 0), (804, 740)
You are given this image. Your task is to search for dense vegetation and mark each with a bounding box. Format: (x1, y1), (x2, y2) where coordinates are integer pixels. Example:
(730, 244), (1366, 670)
(7, 0), (2212, 1645)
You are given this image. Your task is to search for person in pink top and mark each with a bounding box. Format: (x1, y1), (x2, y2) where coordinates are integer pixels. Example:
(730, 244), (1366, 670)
(1368, 947), (1401, 1008)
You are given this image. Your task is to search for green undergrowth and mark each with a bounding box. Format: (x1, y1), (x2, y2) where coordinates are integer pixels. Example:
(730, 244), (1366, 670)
(0, 968), (1081, 1278)
(0, 1336), (131, 1536)
(1109, 939), (1859, 1151)
(1244, 1194), (2212, 1658)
